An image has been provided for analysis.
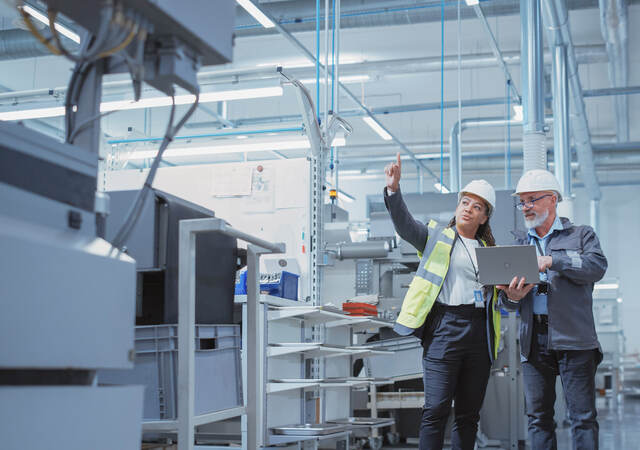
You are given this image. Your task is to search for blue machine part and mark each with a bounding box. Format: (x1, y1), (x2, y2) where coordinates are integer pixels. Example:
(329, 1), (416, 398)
(235, 270), (299, 300)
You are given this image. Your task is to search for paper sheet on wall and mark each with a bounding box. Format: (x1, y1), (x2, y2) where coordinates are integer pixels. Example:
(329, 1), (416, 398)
(245, 166), (275, 212)
(211, 165), (252, 197)
(275, 164), (306, 209)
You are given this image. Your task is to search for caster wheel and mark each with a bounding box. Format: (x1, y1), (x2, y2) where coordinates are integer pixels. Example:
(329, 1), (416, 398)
(386, 431), (400, 445)
(368, 436), (383, 450)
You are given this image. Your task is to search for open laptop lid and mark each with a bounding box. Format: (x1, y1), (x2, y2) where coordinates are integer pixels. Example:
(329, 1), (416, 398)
(475, 245), (540, 286)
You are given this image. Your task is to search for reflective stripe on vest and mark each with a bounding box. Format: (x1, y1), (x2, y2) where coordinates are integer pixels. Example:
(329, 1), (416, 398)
(396, 222), (455, 330)
(396, 223), (502, 360)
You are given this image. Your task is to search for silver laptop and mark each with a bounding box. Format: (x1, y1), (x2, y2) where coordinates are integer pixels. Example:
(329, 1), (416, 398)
(475, 245), (540, 286)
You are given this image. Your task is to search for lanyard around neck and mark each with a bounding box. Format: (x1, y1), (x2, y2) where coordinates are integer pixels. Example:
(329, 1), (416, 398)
(530, 235), (544, 256)
(457, 237), (479, 283)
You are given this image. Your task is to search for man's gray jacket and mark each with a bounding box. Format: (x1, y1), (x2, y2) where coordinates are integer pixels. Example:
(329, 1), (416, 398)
(501, 217), (608, 360)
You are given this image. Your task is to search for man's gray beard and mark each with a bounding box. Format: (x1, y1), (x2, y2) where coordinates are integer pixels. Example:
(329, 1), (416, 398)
(524, 209), (549, 229)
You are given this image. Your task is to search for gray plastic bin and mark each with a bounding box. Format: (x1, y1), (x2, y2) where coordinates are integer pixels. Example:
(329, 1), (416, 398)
(364, 336), (423, 379)
(98, 324), (242, 420)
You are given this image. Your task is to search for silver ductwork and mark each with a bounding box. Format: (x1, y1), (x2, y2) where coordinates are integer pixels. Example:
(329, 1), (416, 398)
(0, 29), (50, 60)
(449, 116), (555, 192)
(235, 0), (611, 37)
(598, 0), (628, 142)
(552, 45), (572, 201)
(521, 0), (548, 172)
(542, 0), (602, 201)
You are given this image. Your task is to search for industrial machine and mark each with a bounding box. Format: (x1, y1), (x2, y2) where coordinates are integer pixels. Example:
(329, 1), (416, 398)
(0, 1), (235, 449)
(107, 189), (240, 325)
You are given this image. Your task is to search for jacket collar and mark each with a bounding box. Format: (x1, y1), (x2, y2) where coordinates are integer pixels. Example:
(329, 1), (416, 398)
(511, 216), (573, 242)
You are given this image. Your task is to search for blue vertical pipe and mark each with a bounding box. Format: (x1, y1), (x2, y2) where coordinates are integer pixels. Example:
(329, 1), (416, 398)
(316, 0), (320, 120)
(440, 0), (444, 191)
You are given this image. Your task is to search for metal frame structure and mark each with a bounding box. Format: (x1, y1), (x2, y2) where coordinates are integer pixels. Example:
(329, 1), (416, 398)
(138, 217), (285, 450)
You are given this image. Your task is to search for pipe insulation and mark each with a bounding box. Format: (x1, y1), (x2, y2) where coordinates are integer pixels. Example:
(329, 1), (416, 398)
(0, 29), (49, 60)
(542, 0), (602, 200)
(598, 0), (629, 142)
(521, 0), (548, 172)
(331, 241), (390, 260)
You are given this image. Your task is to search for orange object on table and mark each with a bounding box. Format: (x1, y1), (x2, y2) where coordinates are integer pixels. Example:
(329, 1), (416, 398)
(342, 302), (378, 317)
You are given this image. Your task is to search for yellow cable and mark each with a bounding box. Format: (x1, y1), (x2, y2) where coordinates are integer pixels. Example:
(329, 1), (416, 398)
(97, 25), (138, 59)
(18, 7), (61, 55)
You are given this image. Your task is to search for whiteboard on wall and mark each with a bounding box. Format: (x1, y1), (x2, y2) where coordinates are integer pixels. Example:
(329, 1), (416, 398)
(105, 158), (311, 301)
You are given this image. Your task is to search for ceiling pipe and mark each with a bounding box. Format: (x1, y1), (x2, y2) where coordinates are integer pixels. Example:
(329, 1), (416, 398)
(471, 3), (521, 103)
(598, 0), (628, 142)
(521, 0), (548, 172)
(0, 43), (607, 98)
(0, 29), (49, 60)
(234, 0), (613, 37)
(542, 0), (602, 201)
(449, 116), (554, 192)
(0, 28), (79, 61)
(339, 147), (640, 171)
(552, 42), (574, 219)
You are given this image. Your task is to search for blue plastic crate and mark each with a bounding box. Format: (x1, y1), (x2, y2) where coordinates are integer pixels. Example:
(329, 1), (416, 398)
(235, 270), (299, 300)
(234, 270), (248, 295)
(260, 270), (299, 300)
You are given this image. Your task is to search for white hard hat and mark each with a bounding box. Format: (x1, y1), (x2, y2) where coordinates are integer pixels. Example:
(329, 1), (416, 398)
(458, 179), (496, 216)
(513, 169), (563, 201)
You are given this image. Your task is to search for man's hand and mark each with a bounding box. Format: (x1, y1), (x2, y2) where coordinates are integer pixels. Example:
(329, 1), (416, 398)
(497, 276), (535, 302)
(538, 256), (552, 272)
(384, 152), (402, 193)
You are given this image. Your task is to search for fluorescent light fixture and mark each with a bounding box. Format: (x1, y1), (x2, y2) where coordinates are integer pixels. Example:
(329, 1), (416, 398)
(594, 283), (619, 290)
(236, 0), (275, 28)
(362, 117), (392, 141)
(0, 106), (65, 121)
(0, 86), (283, 121)
(512, 105), (523, 122)
(21, 4), (81, 43)
(434, 183), (450, 194)
(299, 75), (370, 85)
(256, 56), (364, 69)
(617, 297), (623, 303)
(465, 0), (480, 6)
(127, 136), (346, 160)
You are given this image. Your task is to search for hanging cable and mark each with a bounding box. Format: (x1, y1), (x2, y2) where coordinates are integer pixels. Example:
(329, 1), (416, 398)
(439, 0), (444, 192)
(18, 5), (61, 55)
(457, 0), (461, 191)
(329, 0), (335, 172)
(316, 0), (320, 121)
(111, 92), (200, 250)
(506, 80), (512, 188)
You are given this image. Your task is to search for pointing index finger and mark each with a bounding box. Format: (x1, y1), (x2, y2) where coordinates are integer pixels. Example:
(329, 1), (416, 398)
(396, 152), (401, 169)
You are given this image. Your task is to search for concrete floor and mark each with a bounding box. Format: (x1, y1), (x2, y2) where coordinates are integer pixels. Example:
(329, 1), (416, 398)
(381, 396), (640, 450)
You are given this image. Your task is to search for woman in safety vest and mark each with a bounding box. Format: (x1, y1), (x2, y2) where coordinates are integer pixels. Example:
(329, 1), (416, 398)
(383, 153), (501, 450)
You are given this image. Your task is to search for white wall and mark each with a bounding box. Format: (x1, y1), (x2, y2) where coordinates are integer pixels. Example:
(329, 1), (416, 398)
(573, 184), (640, 354)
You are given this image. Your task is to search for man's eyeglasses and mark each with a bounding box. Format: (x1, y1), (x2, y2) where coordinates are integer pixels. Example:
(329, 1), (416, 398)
(516, 194), (553, 210)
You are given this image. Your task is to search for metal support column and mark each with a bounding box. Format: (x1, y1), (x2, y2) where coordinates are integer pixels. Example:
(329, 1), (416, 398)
(247, 244), (270, 449)
(178, 223), (197, 450)
(310, 153), (325, 306)
(521, 0), (547, 171)
(507, 312), (519, 450)
(552, 44), (574, 220)
(590, 199), (600, 235)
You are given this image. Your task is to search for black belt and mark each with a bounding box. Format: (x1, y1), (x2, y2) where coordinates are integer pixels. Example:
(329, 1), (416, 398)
(533, 314), (548, 325)
(433, 302), (485, 318)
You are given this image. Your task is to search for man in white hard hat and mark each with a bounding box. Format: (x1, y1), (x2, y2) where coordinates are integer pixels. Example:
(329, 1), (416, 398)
(383, 153), (503, 450)
(498, 169), (607, 450)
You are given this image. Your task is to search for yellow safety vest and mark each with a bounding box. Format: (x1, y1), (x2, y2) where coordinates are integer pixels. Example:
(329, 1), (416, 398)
(395, 220), (502, 360)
